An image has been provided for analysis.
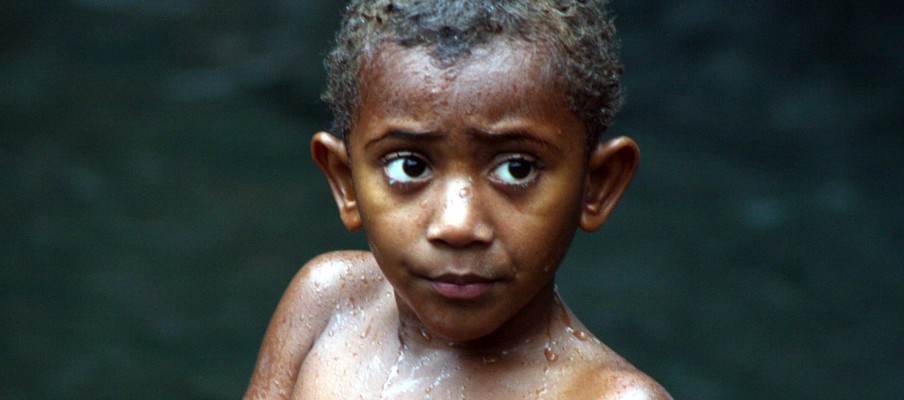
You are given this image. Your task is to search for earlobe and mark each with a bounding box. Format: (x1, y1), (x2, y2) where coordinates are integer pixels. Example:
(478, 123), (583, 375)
(579, 136), (640, 232)
(311, 132), (362, 232)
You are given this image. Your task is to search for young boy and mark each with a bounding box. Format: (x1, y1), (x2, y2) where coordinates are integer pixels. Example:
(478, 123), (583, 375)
(246, 0), (671, 398)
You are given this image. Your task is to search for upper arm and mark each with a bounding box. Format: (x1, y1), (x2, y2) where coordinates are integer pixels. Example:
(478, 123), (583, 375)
(243, 251), (364, 400)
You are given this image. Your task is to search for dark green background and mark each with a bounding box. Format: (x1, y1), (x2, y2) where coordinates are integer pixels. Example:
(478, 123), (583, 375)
(2, 1), (902, 399)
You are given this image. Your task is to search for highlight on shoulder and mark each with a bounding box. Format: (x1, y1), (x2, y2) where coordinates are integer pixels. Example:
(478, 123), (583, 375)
(595, 369), (673, 400)
(277, 250), (386, 334)
(300, 250), (381, 294)
(243, 250), (384, 400)
(559, 361), (673, 400)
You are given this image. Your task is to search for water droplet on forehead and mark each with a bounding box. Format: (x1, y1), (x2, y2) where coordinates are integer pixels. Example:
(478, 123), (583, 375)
(442, 68), (459, 81)
(458, 187), (471, 198)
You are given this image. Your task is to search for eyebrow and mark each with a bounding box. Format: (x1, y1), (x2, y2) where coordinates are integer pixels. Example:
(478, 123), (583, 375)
(364, 127), (561, 154)
(465, 129), (561, 154)
(364, 130), (442, 148)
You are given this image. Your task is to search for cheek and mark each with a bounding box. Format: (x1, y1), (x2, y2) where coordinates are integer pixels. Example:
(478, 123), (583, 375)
(354, 174), (423, 250)
(500, 200), (581, 267)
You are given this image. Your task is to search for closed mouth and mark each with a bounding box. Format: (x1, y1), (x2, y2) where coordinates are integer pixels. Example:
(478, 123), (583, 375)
(430, 273), (498, 285)
(423, 273), (503, 300)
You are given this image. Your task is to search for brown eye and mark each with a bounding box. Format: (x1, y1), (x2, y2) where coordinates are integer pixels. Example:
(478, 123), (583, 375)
(402, 157), (427, 178)
(490, 154), (539, 186)
(507, 159), (532, 180)
(384, 152), (431, 183)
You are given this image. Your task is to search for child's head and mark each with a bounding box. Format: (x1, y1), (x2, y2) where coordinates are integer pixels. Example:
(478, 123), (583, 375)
(324, 0), (622, 150)
(311, 0), (638, 343)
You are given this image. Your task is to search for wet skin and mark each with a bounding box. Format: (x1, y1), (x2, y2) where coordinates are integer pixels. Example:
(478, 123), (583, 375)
(345, 39), (592, 346)
(245, 40), (671, 399)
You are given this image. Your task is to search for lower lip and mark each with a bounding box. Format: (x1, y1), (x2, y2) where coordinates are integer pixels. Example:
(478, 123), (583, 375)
(431, 281), (494, 299)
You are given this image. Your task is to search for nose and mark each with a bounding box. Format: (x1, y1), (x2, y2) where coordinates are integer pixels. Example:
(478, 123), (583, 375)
(425, 180), (493, 247)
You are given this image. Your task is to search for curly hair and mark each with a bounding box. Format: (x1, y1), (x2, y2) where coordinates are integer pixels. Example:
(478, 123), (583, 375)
(323, 0), (623, 149)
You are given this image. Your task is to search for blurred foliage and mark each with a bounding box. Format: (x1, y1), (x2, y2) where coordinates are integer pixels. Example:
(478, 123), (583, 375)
(1, 0), (902, 399)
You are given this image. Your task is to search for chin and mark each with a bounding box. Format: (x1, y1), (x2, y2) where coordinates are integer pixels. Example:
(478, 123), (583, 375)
(422, 312), (504, 343)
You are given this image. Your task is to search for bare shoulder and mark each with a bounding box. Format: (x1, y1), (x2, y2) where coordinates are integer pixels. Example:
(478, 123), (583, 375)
(244, 250), (380, 400)
(562, 342), (672, 400)
(592, 367), (672, 400)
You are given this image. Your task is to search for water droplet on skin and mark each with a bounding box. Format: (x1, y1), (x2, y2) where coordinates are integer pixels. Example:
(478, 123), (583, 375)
(544, 347), (558, 362)
(458, 187), (471, 198)
(442, 69), (458, 82)
(425, 387), (432, 393)
(554, 294), (573, 330)
(574, 330), (589, 341)
(481, 355), (500, 364)
(537, 366), (550, 397)
(419, 327), (432, 341)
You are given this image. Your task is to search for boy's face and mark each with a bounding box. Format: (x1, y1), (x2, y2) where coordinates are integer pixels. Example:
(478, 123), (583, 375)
(314, 39), (637, 342)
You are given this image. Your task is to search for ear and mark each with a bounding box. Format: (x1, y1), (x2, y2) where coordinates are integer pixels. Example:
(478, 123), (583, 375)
(311, 132), (362, 232)
(580, 136), (640, 232)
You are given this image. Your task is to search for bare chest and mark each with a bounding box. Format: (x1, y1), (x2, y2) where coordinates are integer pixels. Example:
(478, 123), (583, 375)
(292, 329), (587, 400)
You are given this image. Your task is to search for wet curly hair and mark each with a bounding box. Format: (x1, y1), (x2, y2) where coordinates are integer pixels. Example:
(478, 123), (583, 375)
(323, 0), (623, 150)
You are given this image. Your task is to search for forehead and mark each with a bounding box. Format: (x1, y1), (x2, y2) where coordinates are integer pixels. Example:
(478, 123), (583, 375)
(352, 39), (580, 136)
